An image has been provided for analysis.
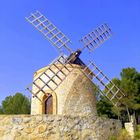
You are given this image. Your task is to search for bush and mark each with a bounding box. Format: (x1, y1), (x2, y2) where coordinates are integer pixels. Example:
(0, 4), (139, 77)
(136, 125), (140, 131)
(118, 129), (132, 140)
(134, 131), (140, 139)
(109, 129), (132, 140)
(109, 136), (117, 140)
(134, 125), (140, 140)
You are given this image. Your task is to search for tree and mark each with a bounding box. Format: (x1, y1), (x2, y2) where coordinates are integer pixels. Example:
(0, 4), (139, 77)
(0, 93), (30, 114)
(120, 68), (140, 119)
(97, 96), (118, 119)
(97, 67), (140, 123)
(0, 106), (3, 114)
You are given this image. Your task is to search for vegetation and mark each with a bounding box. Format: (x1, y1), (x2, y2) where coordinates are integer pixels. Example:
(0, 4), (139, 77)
(97, 67), (140, 123)
(109, 125), (140, 140)
(109, 129), (132, 140)
(0, 93), (30, 114)
(134, 125), (140, 139)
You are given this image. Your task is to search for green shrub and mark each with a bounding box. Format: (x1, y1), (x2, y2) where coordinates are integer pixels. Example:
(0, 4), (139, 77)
(137, 125), (140, 131)
(109, 136), (117, 140)
(109, 129), (132, 140)
(134, 125), (140, 140)
(135, 125), (140, 140)
(134, 131), (140, 139)
(118, 129), (132, 140)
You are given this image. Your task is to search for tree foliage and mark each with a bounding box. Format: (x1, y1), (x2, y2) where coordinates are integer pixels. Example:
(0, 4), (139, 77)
(97, 96), (118, 119)
(97, 67), (140, 122)
(0, 93), (30, 114)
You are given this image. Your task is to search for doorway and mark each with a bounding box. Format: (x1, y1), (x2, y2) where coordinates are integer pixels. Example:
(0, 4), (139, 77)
(44, 94), (53, 114)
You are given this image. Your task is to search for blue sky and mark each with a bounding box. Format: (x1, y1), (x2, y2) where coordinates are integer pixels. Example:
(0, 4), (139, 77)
(0, 0), (140, 103)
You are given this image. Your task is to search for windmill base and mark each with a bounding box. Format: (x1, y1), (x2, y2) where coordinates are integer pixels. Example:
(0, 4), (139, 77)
(0, 115), (121, 140)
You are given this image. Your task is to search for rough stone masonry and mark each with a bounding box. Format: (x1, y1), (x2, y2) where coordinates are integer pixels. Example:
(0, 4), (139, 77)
(0, 115), (121, 140)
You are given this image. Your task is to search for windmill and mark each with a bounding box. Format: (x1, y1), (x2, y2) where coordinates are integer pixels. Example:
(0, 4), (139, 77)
(26, 11), (125, 107)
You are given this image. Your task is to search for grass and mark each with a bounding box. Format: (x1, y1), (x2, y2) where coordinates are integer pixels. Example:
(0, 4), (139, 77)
(134, 125), (140, 140)
(109, 129), (132, 140)
(109, 125), (140, 140)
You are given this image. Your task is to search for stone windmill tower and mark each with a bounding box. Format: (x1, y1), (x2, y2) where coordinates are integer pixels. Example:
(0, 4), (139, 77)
(26, 11), (125, 117)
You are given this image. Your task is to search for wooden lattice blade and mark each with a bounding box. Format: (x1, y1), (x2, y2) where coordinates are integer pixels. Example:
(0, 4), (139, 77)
(27, 54), (74, 102)
(26, 11), (72, 54)
(80, 23), (112, 52)
(82, 60), (125, 107)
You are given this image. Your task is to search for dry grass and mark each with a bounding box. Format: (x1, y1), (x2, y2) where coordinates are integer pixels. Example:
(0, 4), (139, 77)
(109, 129), (132, 140)
(134, 125), (140, 140)
(109, 125), (140, 140)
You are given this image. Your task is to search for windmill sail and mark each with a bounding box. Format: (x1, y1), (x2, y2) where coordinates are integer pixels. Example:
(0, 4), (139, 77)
(82, 61), (125, 106)
(27, 55), (75, 102)
(80, 23), (112, 52)
(26, 11), (72, 54)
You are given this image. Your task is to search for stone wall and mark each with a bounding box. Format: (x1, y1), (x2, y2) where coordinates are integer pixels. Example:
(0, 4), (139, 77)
(0, 115), (122, 140)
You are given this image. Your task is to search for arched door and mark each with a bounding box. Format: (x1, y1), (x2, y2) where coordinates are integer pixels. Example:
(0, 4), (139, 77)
(44, 94), (53, 114)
